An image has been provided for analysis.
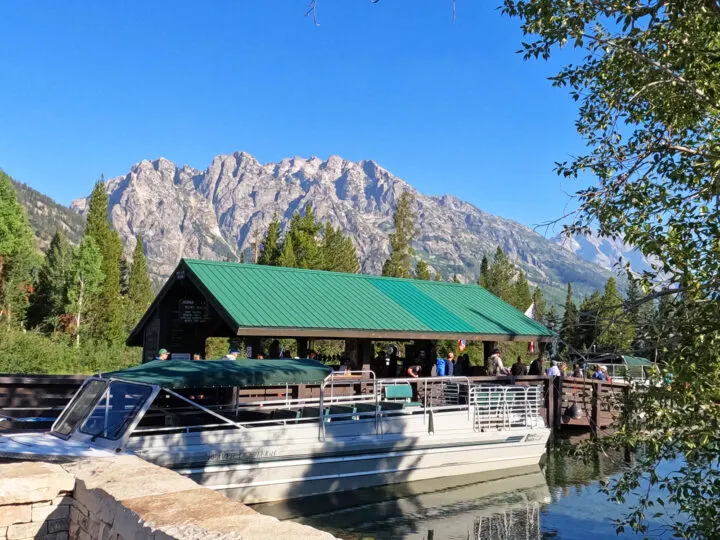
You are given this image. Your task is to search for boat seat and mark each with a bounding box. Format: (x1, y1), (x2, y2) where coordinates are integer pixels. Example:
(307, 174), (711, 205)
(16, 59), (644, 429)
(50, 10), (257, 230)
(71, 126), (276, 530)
(328, 405), (356, 421)
(272, 409), (301, 423)
(384, 385), (413, 401)
(354, 402), (379, 412)
(301, 407), (329, 418)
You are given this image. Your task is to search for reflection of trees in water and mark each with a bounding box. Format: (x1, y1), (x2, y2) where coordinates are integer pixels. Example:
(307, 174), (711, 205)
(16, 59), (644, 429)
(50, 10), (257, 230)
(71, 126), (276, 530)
(467, 502), (541, 540)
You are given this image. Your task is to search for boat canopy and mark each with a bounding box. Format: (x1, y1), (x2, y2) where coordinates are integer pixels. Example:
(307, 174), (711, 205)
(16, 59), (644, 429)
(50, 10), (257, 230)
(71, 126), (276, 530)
(102, 358), (332, 389)
(621, 356), (653, 367)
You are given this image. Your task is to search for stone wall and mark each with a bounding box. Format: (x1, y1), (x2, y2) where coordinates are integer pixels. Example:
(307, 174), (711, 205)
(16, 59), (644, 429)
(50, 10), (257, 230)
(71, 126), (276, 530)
(0, 457), (335, 540)
(0, 462), (74, 540)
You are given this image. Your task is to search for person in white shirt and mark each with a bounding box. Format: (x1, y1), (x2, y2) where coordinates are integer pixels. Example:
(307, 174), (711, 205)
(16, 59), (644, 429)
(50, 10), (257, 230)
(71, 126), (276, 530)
(546, 360), (561, 377)
(488, 348), (507, 376)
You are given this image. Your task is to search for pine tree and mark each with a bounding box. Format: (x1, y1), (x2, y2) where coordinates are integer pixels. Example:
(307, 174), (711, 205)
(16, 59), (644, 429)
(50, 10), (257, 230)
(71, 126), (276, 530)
(452, 273), (461, 283)
(27, 231), (73, 330)
(545, 305), (560, 331)
(560, 283), (579, 353)
(478, 255), (490, 288)
(84, 180), (124, 343)
(259, 213), (282, 266)
(577, 291), (603, 350)
(382, 192), (418, 278)
(287, 205), (322, 269)
(511, 270), (533, 311)
(321, 223), (360, 273)
(126, 236), (153, 332)
(532, 286), (546, 323)
(598, 276), (635, 352)
(277, 234), (297, 268)
(67, 236), (104, 347)
(415, 260), (431, 280)
(485, 247), (516, 302)
(0, 170), (36, 329)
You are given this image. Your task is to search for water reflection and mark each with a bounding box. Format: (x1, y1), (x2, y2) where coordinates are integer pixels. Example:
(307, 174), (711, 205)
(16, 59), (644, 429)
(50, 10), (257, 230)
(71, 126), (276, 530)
(254, 448), (676, 539)
(256, 465), (550, 540)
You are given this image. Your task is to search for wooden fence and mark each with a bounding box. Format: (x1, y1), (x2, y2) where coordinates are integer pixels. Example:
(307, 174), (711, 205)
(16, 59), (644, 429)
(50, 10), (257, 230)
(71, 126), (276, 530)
(0, 373), (628, 436)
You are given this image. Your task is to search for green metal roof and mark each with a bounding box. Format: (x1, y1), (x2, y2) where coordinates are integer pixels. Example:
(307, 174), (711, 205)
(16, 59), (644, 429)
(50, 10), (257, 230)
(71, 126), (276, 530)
(103, 358), (332, 389)
(621, 356), (654, 367)
(169, 259), (552, 341)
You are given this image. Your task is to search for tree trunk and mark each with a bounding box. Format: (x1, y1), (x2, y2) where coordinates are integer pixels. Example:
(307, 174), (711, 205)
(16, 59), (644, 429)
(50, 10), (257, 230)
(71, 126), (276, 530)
(75, 278), (84, 348)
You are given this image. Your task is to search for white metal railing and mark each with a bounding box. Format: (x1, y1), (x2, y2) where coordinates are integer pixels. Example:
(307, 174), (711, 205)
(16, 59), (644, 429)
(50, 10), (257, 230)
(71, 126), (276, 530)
(470, 384), (542, 432)
(130, 376), (544, 439)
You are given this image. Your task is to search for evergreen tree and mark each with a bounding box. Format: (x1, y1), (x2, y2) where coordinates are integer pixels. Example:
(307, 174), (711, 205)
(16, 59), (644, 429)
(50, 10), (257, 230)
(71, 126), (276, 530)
(433, 269), (443, 281)
(452, 274), (461, 284)
(67, 236), (104, 347)
(485, 247), (516, 302)
(84, 180), (124, 343)
(559, 283), (578, 353)
(119, 257), (130, 296)
(597, 276), (635, 351)
(577, 291), (603, 350)
(27, 231), (73, 330)
(382, 192), (418, 278)
(277, 234), (297, 268)
(126, 236), (153, 332)
(259, 213), (282, 266)
(415, 260), (431, 280)
(0, 170), (36, 329)
(478, 255), (490, 288)
(287, 205), (322, 269)
(544, 305), (560, 331)
(320, 223), (360, 273)
(511, 270), (532, 311)
(532, 286), (546, 323)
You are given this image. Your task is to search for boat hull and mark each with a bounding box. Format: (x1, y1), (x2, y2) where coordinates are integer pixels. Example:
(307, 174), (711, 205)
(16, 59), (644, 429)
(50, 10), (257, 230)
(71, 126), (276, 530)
(171, 429), (550, 503)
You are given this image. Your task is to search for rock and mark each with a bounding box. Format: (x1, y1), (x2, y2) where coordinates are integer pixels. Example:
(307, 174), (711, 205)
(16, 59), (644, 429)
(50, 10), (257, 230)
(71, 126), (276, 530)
(69, 152), (612, 300)
(0, 462), (74, 506)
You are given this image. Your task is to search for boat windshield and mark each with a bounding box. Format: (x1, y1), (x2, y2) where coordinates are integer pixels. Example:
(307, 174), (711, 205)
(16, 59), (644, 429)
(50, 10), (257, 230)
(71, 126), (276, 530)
(52, 379), (154, 441)
(52, 379), (108, 438)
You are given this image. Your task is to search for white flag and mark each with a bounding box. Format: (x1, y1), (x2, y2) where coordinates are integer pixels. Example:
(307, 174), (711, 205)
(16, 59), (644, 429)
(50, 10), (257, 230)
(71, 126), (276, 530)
(524, 303), (535, 319)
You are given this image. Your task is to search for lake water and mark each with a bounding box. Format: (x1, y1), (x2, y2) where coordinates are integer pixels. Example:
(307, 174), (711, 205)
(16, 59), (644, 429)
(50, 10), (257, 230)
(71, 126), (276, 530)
(255, 449), (678, 539)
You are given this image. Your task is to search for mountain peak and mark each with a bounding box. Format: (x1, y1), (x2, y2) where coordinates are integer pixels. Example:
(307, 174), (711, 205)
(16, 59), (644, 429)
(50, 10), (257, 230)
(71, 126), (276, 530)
(66, 150), (611, 302)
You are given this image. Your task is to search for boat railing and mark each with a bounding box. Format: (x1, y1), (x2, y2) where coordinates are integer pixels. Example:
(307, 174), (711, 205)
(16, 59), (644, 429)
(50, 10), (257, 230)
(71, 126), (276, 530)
(470, 384), (543, 432)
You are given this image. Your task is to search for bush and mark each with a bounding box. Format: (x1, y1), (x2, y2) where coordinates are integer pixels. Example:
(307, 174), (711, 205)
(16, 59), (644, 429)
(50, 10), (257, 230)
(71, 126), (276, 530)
(0, 329), (141, 374)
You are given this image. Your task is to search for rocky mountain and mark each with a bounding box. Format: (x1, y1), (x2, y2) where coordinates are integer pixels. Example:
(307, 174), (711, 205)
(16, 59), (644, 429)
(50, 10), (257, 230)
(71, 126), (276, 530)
(69, 152), (611, 304)
(12, 180), (86, 250)
(552, 231), (656, 275)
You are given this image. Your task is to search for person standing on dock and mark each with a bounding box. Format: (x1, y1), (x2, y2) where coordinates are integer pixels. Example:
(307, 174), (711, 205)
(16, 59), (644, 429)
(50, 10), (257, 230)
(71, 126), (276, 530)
(511, 356), (528, 376)
(488, 348), (507, 376)
(155, 348), (170, 361)
(224, 348), (240, 360)
(528, 355), (544, 375)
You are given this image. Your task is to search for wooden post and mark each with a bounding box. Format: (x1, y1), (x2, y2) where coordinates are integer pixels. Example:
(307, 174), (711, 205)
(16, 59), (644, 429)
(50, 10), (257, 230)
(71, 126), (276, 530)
(554, 375), (563, 433)
(590, 380), (600, 436)
(546, 376), (555, 442)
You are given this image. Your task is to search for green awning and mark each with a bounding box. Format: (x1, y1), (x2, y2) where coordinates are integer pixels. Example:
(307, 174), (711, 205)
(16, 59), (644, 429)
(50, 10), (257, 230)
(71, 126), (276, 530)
(622, 356), (653, 367)
(103, 358), (332, 389)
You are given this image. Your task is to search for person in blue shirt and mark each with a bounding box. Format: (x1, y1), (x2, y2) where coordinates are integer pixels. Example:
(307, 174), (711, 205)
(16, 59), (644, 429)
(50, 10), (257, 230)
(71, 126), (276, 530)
(436, 357), (446, 377)
(592, 365), (608, 381)
(447, 352), (455, 376)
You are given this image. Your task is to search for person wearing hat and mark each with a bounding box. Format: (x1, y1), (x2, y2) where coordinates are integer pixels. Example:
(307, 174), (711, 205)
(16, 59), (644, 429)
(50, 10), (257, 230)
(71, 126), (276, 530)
(155, 348), (170, 361)
(224, 348), (240, 360)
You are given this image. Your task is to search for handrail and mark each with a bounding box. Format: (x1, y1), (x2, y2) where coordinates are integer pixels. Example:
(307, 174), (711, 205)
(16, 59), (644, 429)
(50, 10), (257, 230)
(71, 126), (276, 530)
(320, 370), (377, 442)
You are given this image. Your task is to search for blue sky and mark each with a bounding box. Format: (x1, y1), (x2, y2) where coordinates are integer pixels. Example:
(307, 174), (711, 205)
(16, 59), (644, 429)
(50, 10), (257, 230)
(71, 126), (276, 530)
(0, 1), (587, 233)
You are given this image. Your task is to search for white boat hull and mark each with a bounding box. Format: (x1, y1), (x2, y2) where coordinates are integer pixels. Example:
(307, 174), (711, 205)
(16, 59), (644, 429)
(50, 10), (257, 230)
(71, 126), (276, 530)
(129, 411), (550, 503)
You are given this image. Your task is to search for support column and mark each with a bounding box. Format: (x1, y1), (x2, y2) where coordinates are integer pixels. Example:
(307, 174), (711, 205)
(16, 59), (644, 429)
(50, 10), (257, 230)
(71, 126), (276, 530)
(296, 337), (309, 358)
